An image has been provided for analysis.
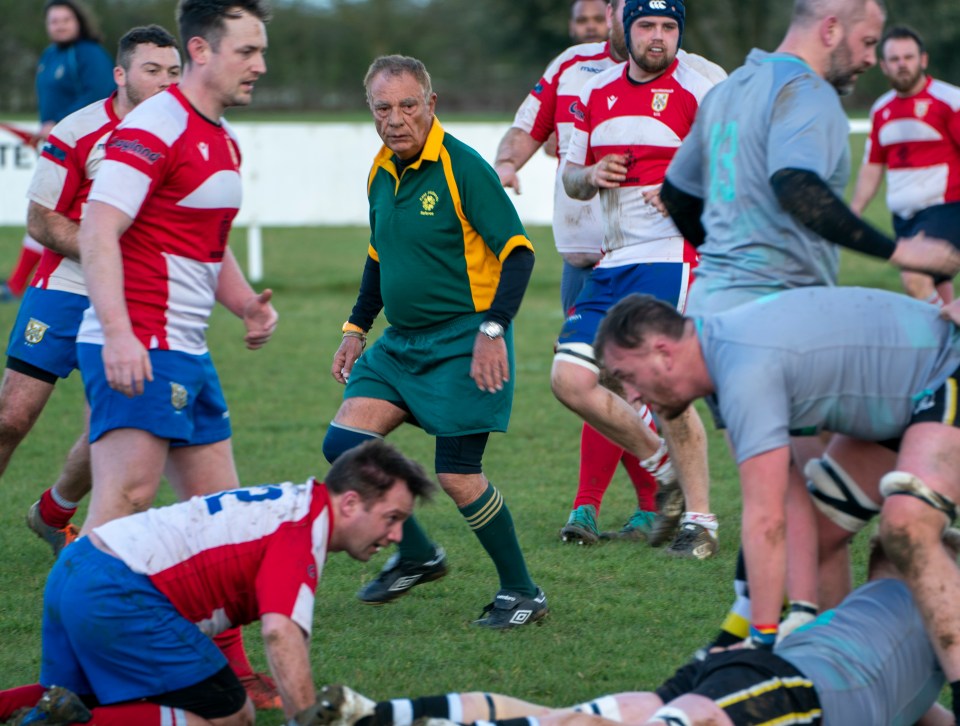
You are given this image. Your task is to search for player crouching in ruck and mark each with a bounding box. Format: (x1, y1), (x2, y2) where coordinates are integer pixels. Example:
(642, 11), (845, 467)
(0, 440), (435, 726)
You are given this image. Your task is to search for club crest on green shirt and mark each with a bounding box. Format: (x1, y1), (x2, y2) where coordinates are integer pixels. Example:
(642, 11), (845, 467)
(420, 191), (439, 216)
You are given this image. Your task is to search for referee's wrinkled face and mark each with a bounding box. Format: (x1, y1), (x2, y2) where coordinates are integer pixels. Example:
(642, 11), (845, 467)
(368, 70), (437, 161)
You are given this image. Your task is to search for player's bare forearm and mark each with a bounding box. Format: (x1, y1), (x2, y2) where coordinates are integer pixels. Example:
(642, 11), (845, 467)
(739, 448), (792, 632)
(563, 154), (626, 200)
(495, 128), (542, 193)
(79, 200), (134, 337)
(27, 202), (80, 261)
(850, 162), (883, 217)
(562, 161), (600, 200)
(216, 247), (258, 317)
(262, 613), (316, 718)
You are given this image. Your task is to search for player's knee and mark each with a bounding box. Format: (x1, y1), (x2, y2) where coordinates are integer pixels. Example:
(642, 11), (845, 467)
(322, 422), (380, 464)
(806, 455), (880, 534)
(550, 348), (599, 405)
(879, 471), (957, 571)
(209, 697), (254, 726)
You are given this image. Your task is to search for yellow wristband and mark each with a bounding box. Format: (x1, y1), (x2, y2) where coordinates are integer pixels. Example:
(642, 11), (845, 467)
(342, 322), (366, 335)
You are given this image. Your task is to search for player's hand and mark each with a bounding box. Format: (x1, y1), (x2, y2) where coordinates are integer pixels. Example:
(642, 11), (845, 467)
(588, 154), (628, 189)
(102, 330), (152, 397)
(243, 289), (278, 350)
(497, 161), (522, 195)
(642, 185), (668, 217)
(940, 299), (960, 327)
(470, 333), (509, 393)
(891, 233), (960, 278)
(332, 335), (364, 384)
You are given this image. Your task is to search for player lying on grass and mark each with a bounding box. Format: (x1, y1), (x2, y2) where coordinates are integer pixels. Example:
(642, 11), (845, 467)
(0, 440), (434, 726)
(309, 530), (959, 726)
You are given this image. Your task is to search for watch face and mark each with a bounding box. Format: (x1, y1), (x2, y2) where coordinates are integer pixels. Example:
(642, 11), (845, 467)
(480, 321), (504, 338)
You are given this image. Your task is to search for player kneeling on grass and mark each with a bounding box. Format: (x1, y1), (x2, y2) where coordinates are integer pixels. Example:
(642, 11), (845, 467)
(0, 440), (434, 726)
(301, 531), (959, 726)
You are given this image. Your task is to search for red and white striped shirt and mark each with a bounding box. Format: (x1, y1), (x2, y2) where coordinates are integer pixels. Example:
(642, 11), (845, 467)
(512, 41), (618, 256)
(94, 480), (333, 636)
(28, 94), (120, 295)
(865, 76), (960, 219)
(78, 85), (243, 353)
(567, 58), (714, 265)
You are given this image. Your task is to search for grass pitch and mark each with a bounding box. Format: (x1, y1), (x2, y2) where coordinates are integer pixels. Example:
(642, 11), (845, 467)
(0, 205), (909, 722)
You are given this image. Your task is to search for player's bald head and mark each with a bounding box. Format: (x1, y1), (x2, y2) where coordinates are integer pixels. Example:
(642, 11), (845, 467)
(792, 0), (885, 29)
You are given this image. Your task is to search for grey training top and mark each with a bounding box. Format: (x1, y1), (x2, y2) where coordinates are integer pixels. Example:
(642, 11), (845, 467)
(697, 287), (960, 463)
(668, 49), (851, 316)
(777, 578), (944, 726)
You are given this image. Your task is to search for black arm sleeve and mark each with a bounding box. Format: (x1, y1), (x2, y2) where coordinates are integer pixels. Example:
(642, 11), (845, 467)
(770, 168), (897, 259)
(347, 255), (384, 332)
(661, 178), (706, 248)
(484, 247), (535, 329)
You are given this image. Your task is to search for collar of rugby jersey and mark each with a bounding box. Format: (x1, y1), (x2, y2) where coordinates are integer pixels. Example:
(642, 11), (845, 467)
(370, 116), (445, 182)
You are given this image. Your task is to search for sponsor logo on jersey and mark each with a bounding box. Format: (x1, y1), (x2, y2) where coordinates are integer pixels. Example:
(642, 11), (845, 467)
(533, 82), (544, 95)
(108, 137), (163, 164)
(41, 142), (67, 163)
(914, 99), (931, 118)
(171, 382), (188, 411)
(580, 66), (605, 74)
(420, 190), (439, 216)
(24, 318), (49, 344)
(571, 102), (585, 122)
(652, 92), (670, 112)
(607, 95), (619, 110)
(198, 142), (210, 161)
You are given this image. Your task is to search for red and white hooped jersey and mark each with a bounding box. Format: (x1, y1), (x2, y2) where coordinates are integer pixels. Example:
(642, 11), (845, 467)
(93, 480), (333, 637)
(513, 41), (618, 256)
(865, 76), (960, 219)
(78, 84), (243, 354)
(27, 94), (120, 295)
(567, 58), (714, 266)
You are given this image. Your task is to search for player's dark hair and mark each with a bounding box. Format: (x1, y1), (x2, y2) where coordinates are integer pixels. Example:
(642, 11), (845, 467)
(325, 439), (436, 506)
(176, 0), (272, 59)
(880, 25), (925, 60)
(117, 25), (178, 71)
(594, 293), (687, 362)
(364, 55), (433, 105)
(43, 0), (104, 44)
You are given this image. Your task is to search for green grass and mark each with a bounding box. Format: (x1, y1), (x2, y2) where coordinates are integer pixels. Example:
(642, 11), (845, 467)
(0, 214), (913, 722)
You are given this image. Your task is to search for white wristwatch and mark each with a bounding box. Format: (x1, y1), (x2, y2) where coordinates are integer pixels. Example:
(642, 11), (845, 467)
(479, 321), (505, 339)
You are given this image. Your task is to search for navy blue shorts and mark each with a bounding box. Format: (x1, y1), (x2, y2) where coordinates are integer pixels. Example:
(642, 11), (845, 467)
(555, 262), (692, 371)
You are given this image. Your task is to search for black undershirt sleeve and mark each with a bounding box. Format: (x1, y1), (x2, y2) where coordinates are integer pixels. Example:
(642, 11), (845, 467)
(347, 255), (384, 332)
(484, 247), (535, 329)
(661, 178), (706, 248)
(770, 168), (897, 259)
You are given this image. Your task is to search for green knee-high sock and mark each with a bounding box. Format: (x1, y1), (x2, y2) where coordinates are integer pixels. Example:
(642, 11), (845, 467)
(459, 483), (536, 596)
(397, 514), (438, 562)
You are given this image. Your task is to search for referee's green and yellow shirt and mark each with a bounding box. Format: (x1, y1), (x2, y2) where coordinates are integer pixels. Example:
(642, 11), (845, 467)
(366, 118), (535, 330)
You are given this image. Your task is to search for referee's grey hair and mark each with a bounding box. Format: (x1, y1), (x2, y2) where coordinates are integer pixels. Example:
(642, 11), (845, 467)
(364, 55), (433, 105)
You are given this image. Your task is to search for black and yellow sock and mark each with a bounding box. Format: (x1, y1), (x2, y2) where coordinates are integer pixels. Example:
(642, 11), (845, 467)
(460, 483), (536, 596)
